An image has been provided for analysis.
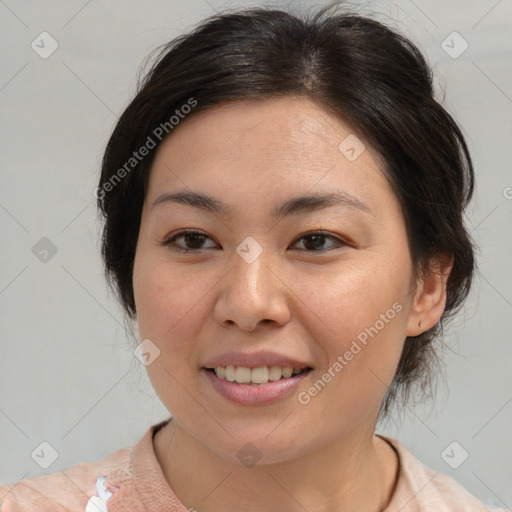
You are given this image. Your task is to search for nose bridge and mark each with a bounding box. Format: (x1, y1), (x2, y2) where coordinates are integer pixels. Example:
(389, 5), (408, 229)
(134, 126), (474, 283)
(232, 238), (275, 306)
(215, 236), (290, 329)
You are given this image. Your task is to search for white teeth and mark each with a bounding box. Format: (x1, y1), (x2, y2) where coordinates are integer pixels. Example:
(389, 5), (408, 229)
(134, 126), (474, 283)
(282, 367), (293, 378)
(268, 366), (282, 381)
(251, 367), (269, 383)
(213, 365), (308, 384)
(235, 366), (251, 383)
(225, 365), (236, 382)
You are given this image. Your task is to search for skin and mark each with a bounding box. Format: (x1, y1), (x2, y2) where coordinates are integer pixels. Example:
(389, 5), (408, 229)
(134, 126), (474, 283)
(132, 96), (452, 512)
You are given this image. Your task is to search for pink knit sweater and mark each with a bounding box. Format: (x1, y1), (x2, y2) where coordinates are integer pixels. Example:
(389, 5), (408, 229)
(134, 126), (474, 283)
(0, 419), (508, 511)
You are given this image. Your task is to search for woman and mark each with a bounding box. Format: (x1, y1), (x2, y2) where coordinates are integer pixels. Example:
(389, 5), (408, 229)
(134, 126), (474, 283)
(0, 3), (507, 511)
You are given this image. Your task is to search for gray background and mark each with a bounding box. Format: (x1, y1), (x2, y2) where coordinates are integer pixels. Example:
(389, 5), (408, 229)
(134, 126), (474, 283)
(1, 0), (511, 508)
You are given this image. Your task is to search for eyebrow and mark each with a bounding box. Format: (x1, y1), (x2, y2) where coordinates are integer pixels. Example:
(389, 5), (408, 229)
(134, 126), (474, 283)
(151, 190), (372, 218)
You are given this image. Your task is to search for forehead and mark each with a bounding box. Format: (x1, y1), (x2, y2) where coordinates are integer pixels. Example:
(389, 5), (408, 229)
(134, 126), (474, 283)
(144, 97), (395, 218)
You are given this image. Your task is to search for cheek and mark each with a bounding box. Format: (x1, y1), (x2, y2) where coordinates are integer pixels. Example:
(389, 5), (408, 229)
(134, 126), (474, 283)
(132, 250), (228, 391)
(293, 256), (411, 416)
(133, 249), (202, 342)
(298, 251), (410, 337)
(132, 253), (210, 415)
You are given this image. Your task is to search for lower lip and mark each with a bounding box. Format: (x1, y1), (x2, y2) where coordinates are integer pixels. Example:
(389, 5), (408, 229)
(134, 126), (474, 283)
(202, 369), (311, 406)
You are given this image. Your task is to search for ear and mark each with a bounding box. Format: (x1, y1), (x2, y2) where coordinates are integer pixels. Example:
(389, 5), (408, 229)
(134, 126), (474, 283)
(406, 253), (453, 337)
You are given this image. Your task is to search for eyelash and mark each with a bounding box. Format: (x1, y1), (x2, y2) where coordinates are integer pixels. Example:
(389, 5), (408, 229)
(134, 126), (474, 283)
(160, 229), (348, 253)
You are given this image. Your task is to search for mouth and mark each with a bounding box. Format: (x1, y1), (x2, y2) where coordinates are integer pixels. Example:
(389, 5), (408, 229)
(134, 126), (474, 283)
(203, 365), (313, 385)
(202, 364), (313, 406)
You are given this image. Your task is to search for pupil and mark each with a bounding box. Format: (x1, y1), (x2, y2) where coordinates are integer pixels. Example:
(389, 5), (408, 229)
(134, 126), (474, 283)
(305, 234), (324, 250)
(186, 234), (204, 249)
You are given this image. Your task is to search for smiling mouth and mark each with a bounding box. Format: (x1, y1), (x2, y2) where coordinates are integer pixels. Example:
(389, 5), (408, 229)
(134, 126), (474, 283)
(204, 365), (313, 385)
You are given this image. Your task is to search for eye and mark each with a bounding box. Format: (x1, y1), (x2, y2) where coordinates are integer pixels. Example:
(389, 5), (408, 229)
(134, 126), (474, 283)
(161, 229), (346, 253)
(161, 229), (218, 252)
(290, 231), (346, 252)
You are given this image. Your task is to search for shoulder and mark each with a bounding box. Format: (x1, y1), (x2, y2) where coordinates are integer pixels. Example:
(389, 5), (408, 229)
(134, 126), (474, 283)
(0, 441), (135, 512)
(380, 435), (510, 512)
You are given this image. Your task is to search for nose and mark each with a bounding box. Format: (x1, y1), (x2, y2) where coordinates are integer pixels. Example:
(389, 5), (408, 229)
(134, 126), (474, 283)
(213, 246), (292, 331)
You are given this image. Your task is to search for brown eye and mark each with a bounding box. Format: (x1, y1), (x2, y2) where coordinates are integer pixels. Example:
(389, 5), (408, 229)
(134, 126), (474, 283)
(162, 230), (346, 253)
(162, 230), (218, 252)
(291, 231), (345, 252)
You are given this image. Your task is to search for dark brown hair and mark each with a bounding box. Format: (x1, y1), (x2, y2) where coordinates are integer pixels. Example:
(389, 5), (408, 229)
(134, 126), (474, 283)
(96, 2), (475, 420)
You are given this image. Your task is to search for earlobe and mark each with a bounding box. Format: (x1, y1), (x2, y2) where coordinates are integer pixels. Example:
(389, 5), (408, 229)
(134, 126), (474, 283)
(406, 254), (453, 337)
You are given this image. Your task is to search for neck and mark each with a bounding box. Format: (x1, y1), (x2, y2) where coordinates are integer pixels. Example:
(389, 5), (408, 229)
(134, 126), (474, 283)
(154, 419), (398, 512)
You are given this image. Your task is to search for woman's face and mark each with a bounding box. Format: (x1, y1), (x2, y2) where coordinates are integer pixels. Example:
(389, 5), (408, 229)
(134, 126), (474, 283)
(133, 97), (420, 463)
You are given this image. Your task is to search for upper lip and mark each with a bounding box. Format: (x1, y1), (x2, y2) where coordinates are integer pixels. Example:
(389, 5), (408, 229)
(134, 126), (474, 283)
(202, 351), (313, 369)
